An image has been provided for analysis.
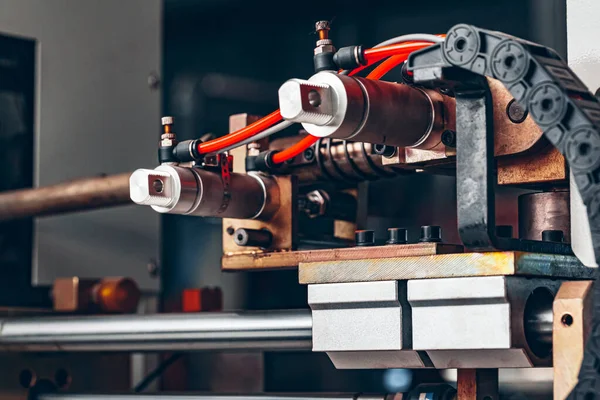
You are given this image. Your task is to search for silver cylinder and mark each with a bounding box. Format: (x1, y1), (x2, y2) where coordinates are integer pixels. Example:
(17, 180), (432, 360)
(130, 165), (279, 220)
(0, 310), (312, 352)
(278, 71), (451, 149)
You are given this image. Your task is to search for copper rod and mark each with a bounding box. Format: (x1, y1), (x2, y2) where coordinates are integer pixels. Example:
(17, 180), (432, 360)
(0, 173), (132, 221)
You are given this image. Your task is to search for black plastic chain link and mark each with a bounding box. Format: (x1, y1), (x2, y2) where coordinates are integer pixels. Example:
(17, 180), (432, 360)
(408, 24), (600, 398)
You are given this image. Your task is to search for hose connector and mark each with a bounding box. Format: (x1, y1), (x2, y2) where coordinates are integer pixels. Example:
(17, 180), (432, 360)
(172, 139), (203, 163)
(333, 46), (366, 70)
(158, 116), (178, 164)
(313, 21), (336, 72)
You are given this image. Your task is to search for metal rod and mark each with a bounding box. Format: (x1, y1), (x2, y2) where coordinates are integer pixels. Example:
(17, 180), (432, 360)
(0, 310), (312, 352)
(39, 395), (383, 400)
(0, 173), (132, 221)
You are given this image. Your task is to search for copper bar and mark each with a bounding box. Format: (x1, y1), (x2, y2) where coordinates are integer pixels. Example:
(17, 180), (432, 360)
(553, 281), (593, 400)
(457, 369), (499, 400)
(222, 242), (463, 271)
(297, 251), (591, 284)
(0, 173), (132, 221)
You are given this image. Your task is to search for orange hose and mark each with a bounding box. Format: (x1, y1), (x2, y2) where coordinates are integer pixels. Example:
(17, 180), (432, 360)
(271, 135), (319, 164)
(366, 53), (411, 80)
(363, 42), (431, 65)
(271, 44), (435, 165)
(197, 110), (282, 154)
(196, 38), (441, 159)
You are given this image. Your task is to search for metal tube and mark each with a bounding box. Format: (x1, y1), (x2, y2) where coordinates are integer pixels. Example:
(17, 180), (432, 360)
(130, 166), (280, 220)
(0, 310), (312, 352)
(39, 395), (384, 400)
(0, 173), (132, 221)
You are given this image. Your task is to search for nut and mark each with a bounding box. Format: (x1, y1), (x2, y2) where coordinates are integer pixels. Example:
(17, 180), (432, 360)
(161, 116), (174, 126)
(305, 189), (328, 218)
(314, 44), (335, 55)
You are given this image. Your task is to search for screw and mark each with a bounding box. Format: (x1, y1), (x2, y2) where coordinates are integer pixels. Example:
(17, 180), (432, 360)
(148, 71), (160, 91)
(387, 228), (408, 245)
(315, 21), (331, 40)
(542, 229), (564, 243)
(507, 99), (528, 123)
(373, 144), (397, 158)
(441, 130), (456, 147)
(355, 230), (375, 246)
(303, 146), (316, 162)
(147, 258), (160, 278)
(419, 225), (442, 243)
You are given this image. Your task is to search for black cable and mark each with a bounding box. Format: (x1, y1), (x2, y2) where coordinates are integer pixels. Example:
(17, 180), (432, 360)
(133, 353), (183, 393)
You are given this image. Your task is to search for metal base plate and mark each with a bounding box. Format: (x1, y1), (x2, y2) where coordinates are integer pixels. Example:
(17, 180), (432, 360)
(299, 251), (593, 284)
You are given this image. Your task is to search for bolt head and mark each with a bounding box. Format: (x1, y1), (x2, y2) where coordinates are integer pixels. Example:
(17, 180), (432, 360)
(315, 21), (331, 31)
(507, 99), (528, 123)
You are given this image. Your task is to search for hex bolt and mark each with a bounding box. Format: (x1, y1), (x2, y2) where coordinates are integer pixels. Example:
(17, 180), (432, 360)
(542, 229), (564, 243)
(419, 225), (442, 242)
(373, 144), (397, 158)
(303, 146), (316, 162)
(441, 130), (457, 147)
(387, 228), (408, 245)
(355, 230), (375, 246)
(507, 99), (528, 123)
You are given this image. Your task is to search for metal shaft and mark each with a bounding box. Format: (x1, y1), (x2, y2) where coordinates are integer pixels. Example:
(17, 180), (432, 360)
(0, 310), (312, 352)
(0, 173), (132, 221)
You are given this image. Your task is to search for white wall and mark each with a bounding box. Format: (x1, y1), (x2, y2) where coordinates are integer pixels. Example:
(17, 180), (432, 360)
(0, 0), (162, 290)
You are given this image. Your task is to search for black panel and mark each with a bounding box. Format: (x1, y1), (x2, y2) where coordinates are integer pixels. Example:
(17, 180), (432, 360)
(0, 33), (48, 307)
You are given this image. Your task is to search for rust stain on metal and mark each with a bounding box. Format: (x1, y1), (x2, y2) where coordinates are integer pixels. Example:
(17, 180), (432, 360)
(298, 252), (518, 284)
(222, 243), (462, 271)
(553, 281), (593, 400)
(497, 144), (567, 186)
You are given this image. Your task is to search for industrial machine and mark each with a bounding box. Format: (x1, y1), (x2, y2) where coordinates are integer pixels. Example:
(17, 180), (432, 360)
(0, 11), (599, 400)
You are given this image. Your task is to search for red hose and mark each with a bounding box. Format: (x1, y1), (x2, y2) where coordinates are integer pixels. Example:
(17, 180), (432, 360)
(196, 39), (440, 160)
(363, 42), (431, 65)
(366, 53), (411, 80)
(271, 47), (423, 165)
(271, 135), (319, 164)
(196, 110), (282, 155)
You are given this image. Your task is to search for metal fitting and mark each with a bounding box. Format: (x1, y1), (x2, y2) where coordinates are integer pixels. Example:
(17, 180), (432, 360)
(129, 165), (280, 220)
(315, 20), (331, 33)
(278, 71), (450, 148)
(302, 189), (328, 218)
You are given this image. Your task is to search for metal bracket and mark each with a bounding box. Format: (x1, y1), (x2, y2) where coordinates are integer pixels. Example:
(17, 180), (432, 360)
(410, 53), (572, 254)
(408, 23), (600, 397)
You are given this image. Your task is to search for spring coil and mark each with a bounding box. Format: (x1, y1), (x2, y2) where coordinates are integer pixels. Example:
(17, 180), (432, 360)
(314, 138), (399, 183)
